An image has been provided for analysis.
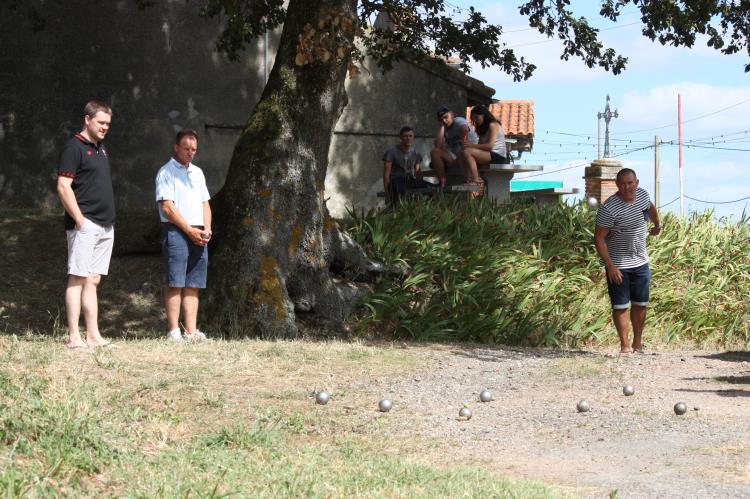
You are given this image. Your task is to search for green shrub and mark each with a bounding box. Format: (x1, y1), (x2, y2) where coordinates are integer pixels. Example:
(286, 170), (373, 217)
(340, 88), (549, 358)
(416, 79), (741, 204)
(347, 196), (750, 348)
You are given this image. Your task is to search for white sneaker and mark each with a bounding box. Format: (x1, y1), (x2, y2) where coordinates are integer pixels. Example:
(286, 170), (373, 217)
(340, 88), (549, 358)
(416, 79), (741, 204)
(184, 330), (207, 342)
(167, 328), (184, 343)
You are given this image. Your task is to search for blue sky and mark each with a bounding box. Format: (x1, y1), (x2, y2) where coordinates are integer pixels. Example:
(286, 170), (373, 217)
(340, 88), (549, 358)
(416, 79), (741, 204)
(454, 1), (750, 220)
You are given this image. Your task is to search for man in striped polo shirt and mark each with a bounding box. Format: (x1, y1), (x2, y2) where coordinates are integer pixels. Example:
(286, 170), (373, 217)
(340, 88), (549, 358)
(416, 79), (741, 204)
(594, 168), (661, 354)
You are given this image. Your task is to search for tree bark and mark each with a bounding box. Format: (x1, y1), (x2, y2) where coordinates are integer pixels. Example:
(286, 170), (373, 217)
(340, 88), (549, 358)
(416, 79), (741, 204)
(204, 0), (361, 338)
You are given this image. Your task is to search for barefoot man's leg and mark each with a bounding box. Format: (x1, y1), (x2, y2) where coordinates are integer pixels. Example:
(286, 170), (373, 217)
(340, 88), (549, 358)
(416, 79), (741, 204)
(631, 304), (647, 351)
(65, 275), (87, 348)
(612, 308), (632, 353)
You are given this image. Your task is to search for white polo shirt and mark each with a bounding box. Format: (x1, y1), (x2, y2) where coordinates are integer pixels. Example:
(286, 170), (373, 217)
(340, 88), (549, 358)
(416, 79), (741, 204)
(155, 158), (210, 225)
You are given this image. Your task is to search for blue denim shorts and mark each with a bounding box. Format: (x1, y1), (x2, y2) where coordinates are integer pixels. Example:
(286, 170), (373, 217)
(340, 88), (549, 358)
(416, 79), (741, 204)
(607, 263), (650, 309)
(161, 224), (208, 288)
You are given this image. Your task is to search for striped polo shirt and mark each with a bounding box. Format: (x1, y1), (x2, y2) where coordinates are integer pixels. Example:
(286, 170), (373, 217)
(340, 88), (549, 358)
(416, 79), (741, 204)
(596, 188), (652, 269)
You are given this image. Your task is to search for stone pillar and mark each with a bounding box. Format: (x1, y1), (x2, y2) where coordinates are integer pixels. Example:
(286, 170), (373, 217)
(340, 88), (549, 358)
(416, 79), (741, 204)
(584, 158), (622, 204)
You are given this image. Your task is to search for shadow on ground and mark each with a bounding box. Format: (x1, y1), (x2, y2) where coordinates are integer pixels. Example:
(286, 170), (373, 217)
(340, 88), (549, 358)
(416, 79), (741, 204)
(450, 345), (601, 363)
(696, 351), (750, 362)
(1, 210), (164, 338)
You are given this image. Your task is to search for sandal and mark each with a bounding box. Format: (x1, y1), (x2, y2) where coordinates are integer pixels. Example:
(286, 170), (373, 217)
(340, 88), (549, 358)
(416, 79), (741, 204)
(469, 180), (484, 199)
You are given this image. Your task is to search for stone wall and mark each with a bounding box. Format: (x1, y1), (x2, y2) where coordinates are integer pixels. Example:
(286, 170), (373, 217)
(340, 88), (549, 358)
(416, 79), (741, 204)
(1, 3), (491, 219)
(0, 2), (273, 212)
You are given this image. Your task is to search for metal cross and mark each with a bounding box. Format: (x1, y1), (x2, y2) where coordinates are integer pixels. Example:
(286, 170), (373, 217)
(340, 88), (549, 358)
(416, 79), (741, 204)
(598, 95), (619, 158)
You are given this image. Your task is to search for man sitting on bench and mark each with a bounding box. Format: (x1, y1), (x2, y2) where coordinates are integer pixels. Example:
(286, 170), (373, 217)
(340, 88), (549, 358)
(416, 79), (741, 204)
(430, 105), (479, 186)
(383, 126), (431, 204)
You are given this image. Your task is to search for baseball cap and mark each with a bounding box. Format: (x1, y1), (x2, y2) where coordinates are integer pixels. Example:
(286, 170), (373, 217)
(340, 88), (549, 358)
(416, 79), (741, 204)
(436, 106), (451, 118)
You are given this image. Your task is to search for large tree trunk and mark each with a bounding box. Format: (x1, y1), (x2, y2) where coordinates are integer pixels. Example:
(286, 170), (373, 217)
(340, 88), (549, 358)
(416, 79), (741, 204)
(204, 0), (363, 338)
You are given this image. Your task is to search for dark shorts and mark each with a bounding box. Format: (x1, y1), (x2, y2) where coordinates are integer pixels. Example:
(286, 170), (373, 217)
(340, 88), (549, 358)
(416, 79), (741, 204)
(607, 263), (651, 310)
(388, 175), (433, 204)
(489, 151), (510, 164)
(161, 224), (208, 288)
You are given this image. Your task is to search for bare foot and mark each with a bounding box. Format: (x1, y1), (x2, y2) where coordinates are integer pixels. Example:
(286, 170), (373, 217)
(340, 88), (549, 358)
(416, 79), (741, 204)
(86, 334), (111, 347)
(67, 333), (88, 350)
(66, 341), (89, 350)
(619, 348), (634, 356)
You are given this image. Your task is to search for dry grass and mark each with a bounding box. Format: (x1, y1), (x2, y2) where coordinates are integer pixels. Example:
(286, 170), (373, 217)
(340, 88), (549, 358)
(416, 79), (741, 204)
(0, 336), (562, 497)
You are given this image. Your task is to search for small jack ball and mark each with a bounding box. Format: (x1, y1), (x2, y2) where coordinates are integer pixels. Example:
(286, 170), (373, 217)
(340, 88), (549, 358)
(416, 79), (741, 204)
(479, 390), (493, 402)
(459, 407), (472, 420)
(378, 399), (392, 412)
(587, 197), (599, 208)
(576, 399), (590, 413)
(623, 385), (635, 396)
(674, 402), (687, 415)
(315, 391), (330, 405)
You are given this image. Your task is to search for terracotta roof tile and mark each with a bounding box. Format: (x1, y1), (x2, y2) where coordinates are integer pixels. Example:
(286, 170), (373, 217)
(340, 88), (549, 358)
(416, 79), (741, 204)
(490, 100), (534, 138)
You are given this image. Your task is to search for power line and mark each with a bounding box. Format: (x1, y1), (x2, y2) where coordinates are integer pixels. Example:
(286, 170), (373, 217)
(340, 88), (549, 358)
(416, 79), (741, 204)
(659, 197), (680, 209)
(519, 161), (589, 178)
(685, 194), (750, 205)
(507, 21), (642, 49)
(612, 96), (750, 135)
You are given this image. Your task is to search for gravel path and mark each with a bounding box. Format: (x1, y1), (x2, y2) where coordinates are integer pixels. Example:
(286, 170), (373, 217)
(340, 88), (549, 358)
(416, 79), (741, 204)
(369, 346), (750, 498)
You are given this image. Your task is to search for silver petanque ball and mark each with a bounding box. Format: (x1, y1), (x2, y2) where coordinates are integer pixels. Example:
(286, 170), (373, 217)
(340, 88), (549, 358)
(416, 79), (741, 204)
(378, 399), (393, 412)
(479, 389), (493, 402)
(674, 402), (687, 415)
(587, 196), (599, 208)
(576, 399), (591, 413)
(315, 391), (330, 405)
(459, 407), (472, 420)
(623, 385), (635, 396)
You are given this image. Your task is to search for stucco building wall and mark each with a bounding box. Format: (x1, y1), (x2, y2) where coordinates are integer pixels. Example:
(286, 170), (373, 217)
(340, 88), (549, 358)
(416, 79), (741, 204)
(1, 3), (492, 219)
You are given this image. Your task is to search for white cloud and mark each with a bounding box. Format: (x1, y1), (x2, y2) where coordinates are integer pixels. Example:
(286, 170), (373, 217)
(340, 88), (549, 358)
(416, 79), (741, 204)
(618, 83), (750, 136)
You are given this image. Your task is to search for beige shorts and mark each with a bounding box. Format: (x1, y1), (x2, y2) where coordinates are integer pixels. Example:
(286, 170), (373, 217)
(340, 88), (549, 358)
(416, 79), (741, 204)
(66, 219), (115, 277)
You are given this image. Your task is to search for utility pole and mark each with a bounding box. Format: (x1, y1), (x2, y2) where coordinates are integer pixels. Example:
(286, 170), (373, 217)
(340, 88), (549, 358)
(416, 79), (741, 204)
(678, 94), (684, 216)
(598, 95), (619, 158)
(654, 135), (660, 208)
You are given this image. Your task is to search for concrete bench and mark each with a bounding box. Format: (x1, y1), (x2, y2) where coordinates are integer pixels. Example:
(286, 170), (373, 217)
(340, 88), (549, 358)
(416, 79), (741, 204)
(478, 164), (543, 201)
(421, 163), (544, 202)
(511, 187), (580, 205)
(376, 184), (480, 199)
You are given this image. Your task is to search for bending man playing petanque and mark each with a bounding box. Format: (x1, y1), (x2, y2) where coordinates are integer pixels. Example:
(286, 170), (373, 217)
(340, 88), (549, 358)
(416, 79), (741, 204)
(594, 168), (661, 355)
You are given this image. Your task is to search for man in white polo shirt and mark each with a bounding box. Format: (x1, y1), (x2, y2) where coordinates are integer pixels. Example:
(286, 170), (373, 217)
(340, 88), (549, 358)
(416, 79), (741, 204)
(155, 129), (212, 342)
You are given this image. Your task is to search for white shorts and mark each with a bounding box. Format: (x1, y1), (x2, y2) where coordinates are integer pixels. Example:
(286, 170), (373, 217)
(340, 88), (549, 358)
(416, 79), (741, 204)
(66, 219), (115, 277)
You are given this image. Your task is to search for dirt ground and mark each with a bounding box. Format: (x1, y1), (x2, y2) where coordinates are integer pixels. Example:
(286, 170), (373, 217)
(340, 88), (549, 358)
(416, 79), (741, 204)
(3, 211), (749, 497)
(372, 345), (750, 498)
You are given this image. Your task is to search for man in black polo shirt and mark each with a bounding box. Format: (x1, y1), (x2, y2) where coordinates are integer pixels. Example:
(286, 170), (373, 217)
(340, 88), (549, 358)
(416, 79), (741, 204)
(56, 100), (116, 349)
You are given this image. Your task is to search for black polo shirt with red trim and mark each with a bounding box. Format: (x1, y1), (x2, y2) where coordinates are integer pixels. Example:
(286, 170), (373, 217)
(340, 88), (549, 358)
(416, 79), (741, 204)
(58, 134), (115, 230)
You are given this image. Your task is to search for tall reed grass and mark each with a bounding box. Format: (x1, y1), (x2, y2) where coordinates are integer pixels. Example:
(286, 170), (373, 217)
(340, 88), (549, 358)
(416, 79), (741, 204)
(346, 196), (750, 348)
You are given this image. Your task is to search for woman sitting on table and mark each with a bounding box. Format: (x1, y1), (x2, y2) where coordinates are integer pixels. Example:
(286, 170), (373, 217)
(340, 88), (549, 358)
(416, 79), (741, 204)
(460, 104), (510, 189)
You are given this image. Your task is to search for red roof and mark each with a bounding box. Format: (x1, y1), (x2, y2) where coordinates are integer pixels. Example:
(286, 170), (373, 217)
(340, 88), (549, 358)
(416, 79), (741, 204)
(490, 100), (534, 138)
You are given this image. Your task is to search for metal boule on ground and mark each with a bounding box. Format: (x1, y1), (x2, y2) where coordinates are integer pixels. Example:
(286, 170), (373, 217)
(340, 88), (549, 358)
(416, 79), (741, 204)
(577, 399), (590, 412)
